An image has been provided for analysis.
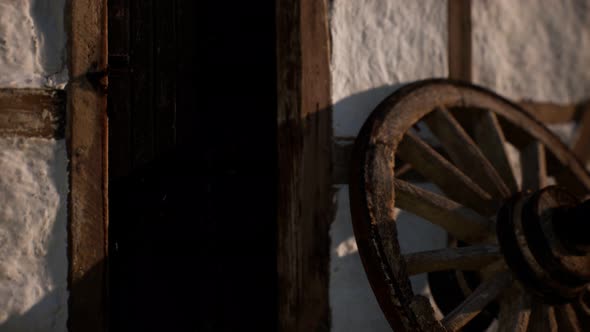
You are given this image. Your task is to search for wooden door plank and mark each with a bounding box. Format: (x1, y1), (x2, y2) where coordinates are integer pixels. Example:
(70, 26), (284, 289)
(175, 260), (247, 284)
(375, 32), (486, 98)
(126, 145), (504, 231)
(154, 0), (177, 156)
(129, 0), (155, 168)
(108, 0), (132, 178)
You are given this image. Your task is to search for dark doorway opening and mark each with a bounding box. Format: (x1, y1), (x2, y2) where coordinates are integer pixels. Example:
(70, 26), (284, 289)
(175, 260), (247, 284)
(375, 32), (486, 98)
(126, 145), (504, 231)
(108, 1), (277, 330)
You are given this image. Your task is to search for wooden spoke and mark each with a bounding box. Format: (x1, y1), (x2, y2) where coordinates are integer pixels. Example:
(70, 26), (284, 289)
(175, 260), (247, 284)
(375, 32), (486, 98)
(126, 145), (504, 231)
(441, 271), (512, 331)
(394, 179), (493, 243)
(573, 298), (590, 331)
(520, 141), (547, 191)
(473, 110), (520, 193)
(555, 303), (582, 332)
(397, 131), (497, 216)
(424, 107), (511, 199)
(497, 287), (531, 332)
(572, 106), (590, 165)
(527, 302), (558, 332)
(403, 245), (501, 275)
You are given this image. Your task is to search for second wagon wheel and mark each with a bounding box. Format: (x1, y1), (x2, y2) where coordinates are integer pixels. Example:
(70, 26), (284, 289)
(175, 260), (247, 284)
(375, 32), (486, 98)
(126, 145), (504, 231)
(349, 79), (590, 332)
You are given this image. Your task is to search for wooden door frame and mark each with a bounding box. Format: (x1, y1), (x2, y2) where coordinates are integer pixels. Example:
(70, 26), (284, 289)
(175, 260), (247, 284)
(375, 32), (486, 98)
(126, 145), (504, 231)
(277, 0), (333, 330)
(66, 0), (109, 330)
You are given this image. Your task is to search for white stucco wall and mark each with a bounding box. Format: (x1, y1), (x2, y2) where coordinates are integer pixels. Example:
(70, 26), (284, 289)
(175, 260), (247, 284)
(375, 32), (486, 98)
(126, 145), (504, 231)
(330, 1), (589, 331)
(473, 0), (590, 104)
(0, 0), (68, 88)
(331, 0), (448, 138)
(0, 1), (69, 331)
(0, 138), (68, 331)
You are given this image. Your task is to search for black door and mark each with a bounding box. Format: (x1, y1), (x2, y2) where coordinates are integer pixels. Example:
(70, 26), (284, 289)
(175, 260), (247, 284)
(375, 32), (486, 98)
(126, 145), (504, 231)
(108, 1), (277, 330)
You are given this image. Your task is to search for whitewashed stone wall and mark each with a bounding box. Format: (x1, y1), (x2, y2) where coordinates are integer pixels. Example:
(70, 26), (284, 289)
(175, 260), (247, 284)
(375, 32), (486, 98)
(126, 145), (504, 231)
(0, 0), (69, 331)
(330, 0), (590, 331)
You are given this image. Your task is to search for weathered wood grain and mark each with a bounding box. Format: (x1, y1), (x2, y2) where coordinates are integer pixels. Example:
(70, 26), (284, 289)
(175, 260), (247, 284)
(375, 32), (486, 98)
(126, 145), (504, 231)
(397, 131), (497, 215)
(0, 89), (66, 138)
(130, 0), (155, 168)
(277, 0), (332, 331)
(394, 179), (492, 243)
(403, 245), (501, 275)
(442, 271), (511, 331)
(107, 0), (132, 178)
(448, 0), (471, 82)
(154, 0), (177, 157)
(497, 287), (531, 332)
(473, 110), (519, 193)
(520, 141), (547, 191)
(424, 107), (511, 199)
(527, 302), (558, 332)
(572, 105), (590, 165)
(518, 101), (578, 124)
(555, 303), (582, 332)
(333, 101), (590, 186)
(66, 0), (108, 330)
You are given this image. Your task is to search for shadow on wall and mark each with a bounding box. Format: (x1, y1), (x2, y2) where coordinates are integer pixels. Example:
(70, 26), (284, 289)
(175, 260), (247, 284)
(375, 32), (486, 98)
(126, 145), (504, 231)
(333, 83), (407, 138)
(330, 83), (448, 332)
(0, 261), (106, 332)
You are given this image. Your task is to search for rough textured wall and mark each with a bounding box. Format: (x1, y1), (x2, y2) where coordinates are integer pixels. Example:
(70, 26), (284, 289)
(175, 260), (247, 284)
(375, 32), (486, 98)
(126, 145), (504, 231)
(0, 0), (68, 88)
(330, 1), (448, 331)
(0, 138), (68, 331)
(331, 0), (448, 138)
(473, 0), (590, 103)
(0, 0), (69, 331)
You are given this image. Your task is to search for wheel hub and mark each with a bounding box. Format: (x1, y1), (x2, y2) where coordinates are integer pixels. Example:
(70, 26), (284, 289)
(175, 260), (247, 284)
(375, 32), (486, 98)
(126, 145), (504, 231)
(497, 186), (590, 302)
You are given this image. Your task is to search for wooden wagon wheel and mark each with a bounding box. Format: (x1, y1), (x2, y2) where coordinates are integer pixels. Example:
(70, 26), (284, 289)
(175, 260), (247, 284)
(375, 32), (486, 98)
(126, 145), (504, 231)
(349, 79), (590, 332)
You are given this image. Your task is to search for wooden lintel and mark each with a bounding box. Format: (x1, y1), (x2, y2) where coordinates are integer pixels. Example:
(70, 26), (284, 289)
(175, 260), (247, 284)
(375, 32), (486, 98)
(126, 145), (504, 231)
(0, 89), (66, 139)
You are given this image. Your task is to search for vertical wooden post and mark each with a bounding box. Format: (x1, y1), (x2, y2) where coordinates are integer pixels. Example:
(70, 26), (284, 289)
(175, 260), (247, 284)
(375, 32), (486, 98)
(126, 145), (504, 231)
(448, 0), (472, 82)
(67, 0), (108, 330)
(277, 0), (333, 330)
